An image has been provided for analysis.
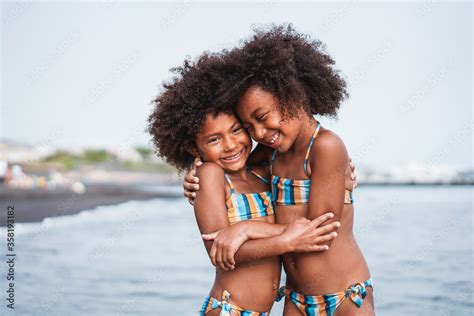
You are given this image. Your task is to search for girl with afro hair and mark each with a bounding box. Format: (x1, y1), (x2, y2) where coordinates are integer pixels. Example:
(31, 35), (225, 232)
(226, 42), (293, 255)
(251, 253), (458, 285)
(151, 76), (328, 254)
(148, 49), (342, 315)
(184, 24), (374, 315)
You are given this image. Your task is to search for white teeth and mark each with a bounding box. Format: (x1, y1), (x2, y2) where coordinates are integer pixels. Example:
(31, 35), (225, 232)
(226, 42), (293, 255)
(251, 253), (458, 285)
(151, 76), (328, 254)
(222, 150), (242, 161)
(269, 133), (279, 144)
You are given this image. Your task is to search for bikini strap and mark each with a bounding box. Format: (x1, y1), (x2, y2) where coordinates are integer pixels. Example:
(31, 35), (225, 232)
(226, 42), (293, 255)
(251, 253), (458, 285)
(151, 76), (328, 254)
(248, 168), (270, 184)
(271, 150), (278, 162)
(270, 150), (277, 174)
(224, 174), (235, 194)
(303, 122), (321, 176)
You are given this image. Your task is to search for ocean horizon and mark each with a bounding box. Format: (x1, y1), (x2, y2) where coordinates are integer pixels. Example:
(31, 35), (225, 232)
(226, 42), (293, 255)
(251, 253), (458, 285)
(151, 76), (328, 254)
(1, 185), (472, 315)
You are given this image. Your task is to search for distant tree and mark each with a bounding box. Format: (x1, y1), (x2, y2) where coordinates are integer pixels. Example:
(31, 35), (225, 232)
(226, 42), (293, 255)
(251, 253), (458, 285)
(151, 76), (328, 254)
(135, 146), (152, 160)
(82, 149), (112, 162)
(42, 150), (77, 169)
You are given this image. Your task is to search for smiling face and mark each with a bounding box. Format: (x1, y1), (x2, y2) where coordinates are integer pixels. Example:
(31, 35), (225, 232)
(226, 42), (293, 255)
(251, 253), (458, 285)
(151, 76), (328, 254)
(194, 112), (252, 173)
(236, 86), (304, 153)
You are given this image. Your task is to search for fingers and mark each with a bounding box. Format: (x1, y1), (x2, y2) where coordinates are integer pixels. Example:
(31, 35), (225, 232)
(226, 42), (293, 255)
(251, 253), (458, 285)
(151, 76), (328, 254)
(314, 221), (340, 236)
(351, 169), (357, 181)
(202, 232), (218, 241)
(308, 244), (330, 252)
(227, 248), (236, 268)
(183, 190), (196, 206)
(309, 212), (334, 228)
(183, 191), (196, 199)
(209, 243), (217, 267)
(293, 217), (310, 225)
(217, 245), (232, 271)
(215, 244), (225, 270)
(313, 231), (338, 244)
(214, 242), (234, 271)
(349, 158), (356, 181)
(184, 168), (199, 188)
(225, 248), (235, 271)
(306, 230), (338, 252)
(184, 168), (197, 182)
(194, 157), (203, 168)
(183, 168), (199, 203)
(183, 181), (199, 192)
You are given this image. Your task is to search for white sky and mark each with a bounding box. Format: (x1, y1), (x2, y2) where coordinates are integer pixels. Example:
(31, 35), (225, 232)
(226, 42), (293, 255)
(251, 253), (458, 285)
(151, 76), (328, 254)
(1, 1), (472, 169)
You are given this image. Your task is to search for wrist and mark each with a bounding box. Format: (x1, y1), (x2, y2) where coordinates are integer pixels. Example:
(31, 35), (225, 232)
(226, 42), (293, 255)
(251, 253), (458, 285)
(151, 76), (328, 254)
(276, 233), (294, 253)
(236, 222), (251, 240)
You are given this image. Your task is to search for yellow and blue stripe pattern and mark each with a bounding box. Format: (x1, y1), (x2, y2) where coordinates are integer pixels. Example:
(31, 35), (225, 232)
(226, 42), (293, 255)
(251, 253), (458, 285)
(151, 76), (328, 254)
(271, 175), (310, 205)
(275, 278), (373, 316)
(199, 171), (274, 315)
(199, 290), (269, 315)
(271, 122), (354, 206)
(224, 170), (274, 225)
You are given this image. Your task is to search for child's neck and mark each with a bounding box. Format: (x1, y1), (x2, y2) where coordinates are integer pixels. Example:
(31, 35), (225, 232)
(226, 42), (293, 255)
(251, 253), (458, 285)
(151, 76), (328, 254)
(289, 114), (318, 155)
(224, 166), (249, 181)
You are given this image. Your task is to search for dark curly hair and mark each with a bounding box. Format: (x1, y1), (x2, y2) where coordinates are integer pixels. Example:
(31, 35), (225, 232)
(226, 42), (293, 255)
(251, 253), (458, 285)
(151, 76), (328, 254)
(148, 24), (348, 170)
(220, 24), (349, 118)
(147, 52), (236, 171)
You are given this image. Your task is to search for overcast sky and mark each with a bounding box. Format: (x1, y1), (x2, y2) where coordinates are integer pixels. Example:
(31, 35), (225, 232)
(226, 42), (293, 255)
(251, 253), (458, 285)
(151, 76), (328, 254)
(2, 1), (472, 169)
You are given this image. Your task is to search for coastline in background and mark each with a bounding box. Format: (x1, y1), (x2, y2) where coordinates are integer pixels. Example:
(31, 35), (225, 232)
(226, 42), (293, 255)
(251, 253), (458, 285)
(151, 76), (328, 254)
(1, 139), (472, 226)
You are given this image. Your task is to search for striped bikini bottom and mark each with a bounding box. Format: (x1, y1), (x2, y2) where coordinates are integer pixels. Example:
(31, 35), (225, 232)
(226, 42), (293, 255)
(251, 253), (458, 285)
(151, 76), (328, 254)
(275, 278), (373, 316)
(199, 290), (270, 316)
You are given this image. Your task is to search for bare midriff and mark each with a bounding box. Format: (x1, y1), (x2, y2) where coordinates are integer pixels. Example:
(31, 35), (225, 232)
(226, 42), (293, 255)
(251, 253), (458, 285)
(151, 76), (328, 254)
(276, 204), (370, 295)
(208, 215), (282, 312)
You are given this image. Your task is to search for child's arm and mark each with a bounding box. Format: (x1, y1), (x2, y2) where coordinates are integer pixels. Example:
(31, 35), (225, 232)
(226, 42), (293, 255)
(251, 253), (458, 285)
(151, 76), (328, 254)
(307, 130), (348, 247)
(229, 217), (339, 267)
(193, 162), (235, 270)
(194, 162), (334, 271)
(204, 214), (340, 270)
(202, 220), (286, 241)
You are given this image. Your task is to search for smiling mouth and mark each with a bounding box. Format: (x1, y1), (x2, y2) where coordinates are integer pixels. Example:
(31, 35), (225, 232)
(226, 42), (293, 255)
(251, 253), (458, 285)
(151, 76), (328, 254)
(221, 149), (244, 163)
(263, 132), (279, 146)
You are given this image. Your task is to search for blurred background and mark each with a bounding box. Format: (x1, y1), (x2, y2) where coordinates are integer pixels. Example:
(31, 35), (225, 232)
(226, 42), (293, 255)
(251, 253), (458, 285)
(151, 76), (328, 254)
(1, 1), (472, 315)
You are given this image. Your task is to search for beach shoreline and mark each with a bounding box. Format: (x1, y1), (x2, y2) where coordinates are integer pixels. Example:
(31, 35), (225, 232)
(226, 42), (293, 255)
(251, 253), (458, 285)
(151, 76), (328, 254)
(0, 183), (182, 225)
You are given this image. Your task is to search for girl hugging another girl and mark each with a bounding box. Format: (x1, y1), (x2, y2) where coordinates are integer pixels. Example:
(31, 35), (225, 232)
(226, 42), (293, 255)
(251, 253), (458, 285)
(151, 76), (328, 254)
(182, 25), (374, 316)
(148, 51), (343, 315)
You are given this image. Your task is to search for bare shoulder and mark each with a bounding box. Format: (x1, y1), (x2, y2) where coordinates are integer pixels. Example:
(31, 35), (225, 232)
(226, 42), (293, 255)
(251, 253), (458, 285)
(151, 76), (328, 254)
(195, 162), (226, 189)
(196, 162), (225, 178)
(312, 129), (348, 161)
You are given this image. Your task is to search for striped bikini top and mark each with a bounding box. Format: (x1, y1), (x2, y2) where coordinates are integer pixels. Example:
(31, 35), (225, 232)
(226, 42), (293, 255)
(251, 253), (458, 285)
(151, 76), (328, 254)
(224, 169), (275, 224)
(271, 122), (354, 206)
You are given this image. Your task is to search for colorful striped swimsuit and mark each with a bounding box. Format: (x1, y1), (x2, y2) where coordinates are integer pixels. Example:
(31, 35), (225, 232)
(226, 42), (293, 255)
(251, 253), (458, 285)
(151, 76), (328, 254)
(271, 122), (354, 206)
(276, 278), (373, 316)
(225, 169), (274, 224)
(200, 290), (269, 316)
(199, 169), (274, 316)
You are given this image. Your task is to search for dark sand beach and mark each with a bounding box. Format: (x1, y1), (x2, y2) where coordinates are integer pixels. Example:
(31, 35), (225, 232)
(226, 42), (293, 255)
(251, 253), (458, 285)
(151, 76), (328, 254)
(0, 183), (182, 225)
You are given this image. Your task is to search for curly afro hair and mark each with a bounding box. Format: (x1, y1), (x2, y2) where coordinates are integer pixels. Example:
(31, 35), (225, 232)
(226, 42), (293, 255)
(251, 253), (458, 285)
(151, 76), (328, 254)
(148, 24), (348, 170)
(147, 52), (237, 171)
(221, 24), (349, 118)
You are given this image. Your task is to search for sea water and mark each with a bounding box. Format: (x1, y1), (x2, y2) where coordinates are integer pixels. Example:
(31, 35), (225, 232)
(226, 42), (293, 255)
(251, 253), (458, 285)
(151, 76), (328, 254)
(1, 186), (472, 315)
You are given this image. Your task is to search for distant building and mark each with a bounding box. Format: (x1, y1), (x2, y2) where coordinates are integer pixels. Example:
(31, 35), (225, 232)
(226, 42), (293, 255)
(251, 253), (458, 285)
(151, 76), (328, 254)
(108, 146), (143, 163)
(0, 140), (55, 164)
